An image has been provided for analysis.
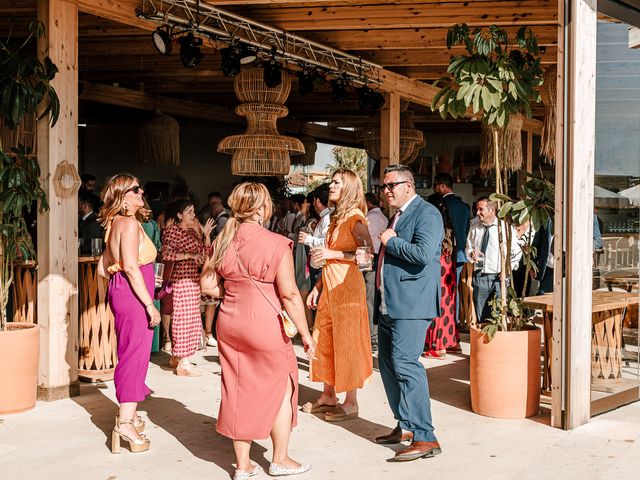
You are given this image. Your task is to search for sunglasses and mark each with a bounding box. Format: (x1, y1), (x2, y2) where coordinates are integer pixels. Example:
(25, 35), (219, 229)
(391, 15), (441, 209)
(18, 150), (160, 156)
(380, 181), (409, 192)
(126, 185), (142, 194)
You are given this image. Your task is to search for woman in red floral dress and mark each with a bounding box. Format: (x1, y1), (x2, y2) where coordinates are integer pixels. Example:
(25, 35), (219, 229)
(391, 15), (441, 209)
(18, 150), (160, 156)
(162, 200), (214, 376)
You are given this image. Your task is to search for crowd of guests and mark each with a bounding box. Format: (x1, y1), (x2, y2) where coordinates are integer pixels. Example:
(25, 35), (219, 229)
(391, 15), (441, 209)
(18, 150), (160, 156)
(93, 166), (561, 477)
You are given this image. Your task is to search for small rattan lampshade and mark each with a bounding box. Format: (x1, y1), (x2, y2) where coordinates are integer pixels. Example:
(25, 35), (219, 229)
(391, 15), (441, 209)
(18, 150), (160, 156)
(480, 113), (524, 173)
(218, 67), (304, 176)
(357, 103), (424, 163)
(0, 113), (36, 156)
(52, 161), (82, 198)
(138, 110), (180, 167)
(291, 135), (317, 166)
(540, 65), (557, 164)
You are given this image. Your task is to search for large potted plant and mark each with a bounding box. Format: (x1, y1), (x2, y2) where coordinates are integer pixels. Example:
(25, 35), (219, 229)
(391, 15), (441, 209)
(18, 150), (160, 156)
(0, 20), (58, 414)
(432, 24), (547, 418)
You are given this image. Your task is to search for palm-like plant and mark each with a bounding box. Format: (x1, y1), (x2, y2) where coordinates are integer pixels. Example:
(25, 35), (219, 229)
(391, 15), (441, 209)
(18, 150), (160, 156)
(432, 24), (545, 336)
(326, 146), (368, 189)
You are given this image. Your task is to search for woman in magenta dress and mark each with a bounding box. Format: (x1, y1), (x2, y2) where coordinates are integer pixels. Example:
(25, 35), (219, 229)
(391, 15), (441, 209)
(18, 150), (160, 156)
(162, 200), (214, 376)
(98, 174), (160, 454)
(201, 183), (316, 480)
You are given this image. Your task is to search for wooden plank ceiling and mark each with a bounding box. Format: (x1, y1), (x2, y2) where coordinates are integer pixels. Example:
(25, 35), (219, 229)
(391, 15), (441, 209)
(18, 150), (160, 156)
(1, 0), (557, 129)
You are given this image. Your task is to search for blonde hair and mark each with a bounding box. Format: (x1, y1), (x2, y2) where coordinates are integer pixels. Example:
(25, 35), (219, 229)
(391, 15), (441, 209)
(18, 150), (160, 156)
(329, 169), (367, 223)
(97, 173), (150, 227)
(208, 182), (273, 268)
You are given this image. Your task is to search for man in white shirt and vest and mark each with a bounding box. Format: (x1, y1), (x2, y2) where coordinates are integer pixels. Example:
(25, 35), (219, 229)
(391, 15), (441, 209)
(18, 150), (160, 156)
(465, 197), (522, 322)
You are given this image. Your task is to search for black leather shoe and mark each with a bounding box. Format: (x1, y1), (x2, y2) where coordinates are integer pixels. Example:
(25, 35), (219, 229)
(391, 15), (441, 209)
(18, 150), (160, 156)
(375, 426), (413, 444)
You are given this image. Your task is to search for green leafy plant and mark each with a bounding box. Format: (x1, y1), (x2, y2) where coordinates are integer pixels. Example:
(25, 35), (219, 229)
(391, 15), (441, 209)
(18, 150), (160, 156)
(0, 21), (57, 330)
(432, 24), (546, 338)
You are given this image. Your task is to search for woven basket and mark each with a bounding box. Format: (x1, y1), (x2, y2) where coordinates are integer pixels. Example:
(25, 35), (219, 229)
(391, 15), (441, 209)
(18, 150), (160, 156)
(138, 111), (180, 167)
(234, 67), (291, 105)
(0, 113), (37, 156)
(358, 109), (424, 163)
(540, 65), (557, 164)
(480, 113), (524, 173)
(231, 148), (292, 176)
(291, 135), (317, 166)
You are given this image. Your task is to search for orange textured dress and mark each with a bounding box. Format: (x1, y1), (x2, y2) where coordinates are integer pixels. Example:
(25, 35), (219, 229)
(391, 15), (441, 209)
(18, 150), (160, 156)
(311, 209), (373, 392)
(215, 223), (297, 440)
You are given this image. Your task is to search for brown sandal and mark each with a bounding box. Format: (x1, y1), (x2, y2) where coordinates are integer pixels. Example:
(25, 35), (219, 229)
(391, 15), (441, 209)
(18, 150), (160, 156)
(324, 405), (359, 422)
(302, 400), (338, 414)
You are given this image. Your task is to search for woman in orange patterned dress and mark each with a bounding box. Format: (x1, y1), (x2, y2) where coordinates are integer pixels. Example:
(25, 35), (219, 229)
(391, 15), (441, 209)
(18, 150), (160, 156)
(304, 169), (373, 422)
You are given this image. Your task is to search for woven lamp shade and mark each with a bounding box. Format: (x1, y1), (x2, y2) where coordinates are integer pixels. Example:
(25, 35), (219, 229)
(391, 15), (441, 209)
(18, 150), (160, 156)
(357, 105), (424, 163)
(291, 135), (317, 166)
(480, 113), (524, 173)
(138, 110), (180, 167)
(540, 65), (557, 164)
(0, 113), (36, 156)
(218, 67), (304, 176)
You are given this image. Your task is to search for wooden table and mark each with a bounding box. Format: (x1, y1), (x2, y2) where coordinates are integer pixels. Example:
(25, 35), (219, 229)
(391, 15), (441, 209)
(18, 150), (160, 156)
(603, 268), (639, 292)
(78, 256), (117, 382)
(523, 291), (639, 392)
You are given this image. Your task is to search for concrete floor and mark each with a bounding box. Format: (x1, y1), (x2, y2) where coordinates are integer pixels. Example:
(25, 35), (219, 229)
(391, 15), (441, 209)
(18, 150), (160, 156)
(2, 341), (640, 480)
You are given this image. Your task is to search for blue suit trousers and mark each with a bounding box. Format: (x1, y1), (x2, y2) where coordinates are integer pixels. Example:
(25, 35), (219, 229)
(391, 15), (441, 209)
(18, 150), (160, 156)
(378, 314), (437, 442)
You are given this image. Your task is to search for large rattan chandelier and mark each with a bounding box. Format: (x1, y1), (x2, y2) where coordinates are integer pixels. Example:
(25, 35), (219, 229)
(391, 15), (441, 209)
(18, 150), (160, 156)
(291, 135), (317, 166)
(218, 67), (304, 176)
(357, 102), (424, 164)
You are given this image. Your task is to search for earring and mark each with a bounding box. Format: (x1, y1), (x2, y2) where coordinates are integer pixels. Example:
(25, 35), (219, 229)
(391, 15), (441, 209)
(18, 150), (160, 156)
(123, 203), (129, 215)
(258, 216), (264, 226)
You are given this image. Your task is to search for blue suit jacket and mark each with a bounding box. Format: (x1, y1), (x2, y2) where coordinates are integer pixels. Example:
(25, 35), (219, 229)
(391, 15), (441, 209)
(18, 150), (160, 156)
(442, 194), (471, 264)
(381, 196), (444, 320)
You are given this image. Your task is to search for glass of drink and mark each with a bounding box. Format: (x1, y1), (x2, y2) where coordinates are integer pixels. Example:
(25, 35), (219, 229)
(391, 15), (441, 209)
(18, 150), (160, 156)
(355, 246), (373, 272)
(310, 247), (326, 269)
(474, 250), (485, 271)
(154, 262), (165, 288)
(91, 238), (103, 256)
(78, 238), (84, 255)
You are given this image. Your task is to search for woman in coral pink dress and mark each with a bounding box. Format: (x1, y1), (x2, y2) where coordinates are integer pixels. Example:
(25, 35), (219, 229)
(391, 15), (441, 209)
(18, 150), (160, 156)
(201, 183), (316, 480)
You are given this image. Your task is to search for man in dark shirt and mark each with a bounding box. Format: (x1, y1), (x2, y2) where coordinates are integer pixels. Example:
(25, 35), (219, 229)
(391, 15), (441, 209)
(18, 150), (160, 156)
(78, 193), (104, 255)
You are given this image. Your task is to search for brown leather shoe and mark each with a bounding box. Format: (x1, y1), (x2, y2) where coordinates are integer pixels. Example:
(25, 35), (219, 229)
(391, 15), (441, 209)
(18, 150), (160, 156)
(375, 426), (413, 444)
(393, 441), (442, 461)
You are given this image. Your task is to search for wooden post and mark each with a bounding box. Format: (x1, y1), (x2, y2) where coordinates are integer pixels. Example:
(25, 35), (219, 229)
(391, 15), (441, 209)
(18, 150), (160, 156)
(36, 0), (80, 400)
(518, 131), (534, 196)
(379, 92), (400, 179)
(564, 0), (597, 429)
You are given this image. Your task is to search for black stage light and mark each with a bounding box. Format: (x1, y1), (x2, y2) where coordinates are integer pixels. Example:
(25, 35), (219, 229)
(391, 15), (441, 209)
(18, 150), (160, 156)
(297, 69), (316, 96)
(152, 26), (172, 55)
(239, 45), (258, 65)
(331, 75), (349, 103)
(357, 85), (385, 113)
(179, 33), (203, 68)
(220, 47), (241, 77)
(264, 57), (282, 88)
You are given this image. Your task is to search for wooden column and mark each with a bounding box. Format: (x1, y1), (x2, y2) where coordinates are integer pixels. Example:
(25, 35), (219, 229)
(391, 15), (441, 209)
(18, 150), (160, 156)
(564, 0), (597, 429)
(379, 92), (400, 179)
(36, 0), (80, 400)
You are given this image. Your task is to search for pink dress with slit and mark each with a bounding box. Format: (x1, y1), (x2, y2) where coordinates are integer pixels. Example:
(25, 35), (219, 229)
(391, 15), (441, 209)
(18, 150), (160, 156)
(215, 223), (297, 439)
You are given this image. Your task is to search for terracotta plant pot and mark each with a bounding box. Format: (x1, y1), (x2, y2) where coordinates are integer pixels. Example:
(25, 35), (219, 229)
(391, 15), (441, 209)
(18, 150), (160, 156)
(0, 322), (40, 414)
(470, 325), (541, 419)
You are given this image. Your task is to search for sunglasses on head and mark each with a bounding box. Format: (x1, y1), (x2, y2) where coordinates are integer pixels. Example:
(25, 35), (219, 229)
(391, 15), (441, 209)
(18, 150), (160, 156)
(126, 185), (142, 194)
(380, 181), (409, 192)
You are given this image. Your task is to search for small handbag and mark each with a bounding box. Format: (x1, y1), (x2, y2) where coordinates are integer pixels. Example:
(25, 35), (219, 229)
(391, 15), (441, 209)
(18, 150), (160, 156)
(233, 244), (298, 338)
(154, 261), (174, 300)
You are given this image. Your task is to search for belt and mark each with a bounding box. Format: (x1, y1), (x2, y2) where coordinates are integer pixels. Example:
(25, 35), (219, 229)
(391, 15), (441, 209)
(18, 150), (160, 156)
(474, 272), (499, 277)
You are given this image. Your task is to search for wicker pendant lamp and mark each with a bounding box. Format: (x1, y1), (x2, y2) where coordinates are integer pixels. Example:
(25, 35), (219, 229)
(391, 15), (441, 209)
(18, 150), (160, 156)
(540, 65), (557, 164)
(291, 135), (317, 166)
(218, 67), (304, 176)
(357, 102), (424, 163)
(138, 109), (180, 167)
(480, 113), (524, 173)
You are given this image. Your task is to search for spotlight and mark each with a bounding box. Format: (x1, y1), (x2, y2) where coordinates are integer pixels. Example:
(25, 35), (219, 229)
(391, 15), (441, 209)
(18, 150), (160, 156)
(220, 47), (241, 77)
(297, 69), (316, 96)
(152, 26), (172, 55)
(179, 33), (203, 68)
(239, 45), (257, 65)
(264, 57), (282, 88)
(357, 85), (385, 113)
(330, 75), (349, 103)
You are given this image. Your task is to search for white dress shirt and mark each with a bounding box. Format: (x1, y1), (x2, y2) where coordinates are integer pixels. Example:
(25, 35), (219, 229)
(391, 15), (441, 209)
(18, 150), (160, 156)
(303, 207), (333, 248)
(465, 218), (522, 274)
(366, 207), (388, 254)
(380, 195), (417, 315)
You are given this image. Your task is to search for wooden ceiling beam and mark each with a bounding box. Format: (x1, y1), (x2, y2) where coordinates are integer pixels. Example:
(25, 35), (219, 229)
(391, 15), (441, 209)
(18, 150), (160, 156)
(0, 0), (34, 14)
(231, 2), (558, 31)
(79, 82), (359, 146)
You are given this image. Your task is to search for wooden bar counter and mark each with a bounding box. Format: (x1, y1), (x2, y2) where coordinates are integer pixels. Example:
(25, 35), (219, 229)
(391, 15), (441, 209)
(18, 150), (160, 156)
(78, 256), (117, 382)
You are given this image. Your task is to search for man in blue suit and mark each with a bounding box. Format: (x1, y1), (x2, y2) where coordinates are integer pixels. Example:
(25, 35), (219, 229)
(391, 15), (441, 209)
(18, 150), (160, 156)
(433, 173), (471, 328)
(374, 164), (444, 462)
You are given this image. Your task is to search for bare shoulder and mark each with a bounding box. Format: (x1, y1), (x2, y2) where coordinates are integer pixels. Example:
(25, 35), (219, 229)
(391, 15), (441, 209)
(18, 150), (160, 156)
(112, 216), (139, 235)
